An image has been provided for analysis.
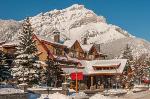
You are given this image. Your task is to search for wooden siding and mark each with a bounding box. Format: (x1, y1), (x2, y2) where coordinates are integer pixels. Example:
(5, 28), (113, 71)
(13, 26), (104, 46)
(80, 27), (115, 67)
(69, 40), (84, 59)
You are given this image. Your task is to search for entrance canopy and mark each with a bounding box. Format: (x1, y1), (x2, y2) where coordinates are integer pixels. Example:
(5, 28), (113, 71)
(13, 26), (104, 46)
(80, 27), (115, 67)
(62, 59), (127, 76)
(83, 59), (127, 75)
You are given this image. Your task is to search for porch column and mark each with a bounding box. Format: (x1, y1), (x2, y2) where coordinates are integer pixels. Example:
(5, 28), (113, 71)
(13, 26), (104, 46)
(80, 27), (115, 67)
(91, 76), (94, 86)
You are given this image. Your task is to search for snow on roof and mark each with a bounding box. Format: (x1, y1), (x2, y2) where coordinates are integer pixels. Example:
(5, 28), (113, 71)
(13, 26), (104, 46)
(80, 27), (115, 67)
(62, 68), (85, 75)
(36, 34), (65, 46)
(82, 59), (127, 75)
(62, 59), (127, 75)
(2, 41), (19, 46)
(93, 60), (121, 67)
(53, 55), (68, 61)
(63, 40), (76, 48)
(36, 35), (53, 42)
(81, 44), (93, 52)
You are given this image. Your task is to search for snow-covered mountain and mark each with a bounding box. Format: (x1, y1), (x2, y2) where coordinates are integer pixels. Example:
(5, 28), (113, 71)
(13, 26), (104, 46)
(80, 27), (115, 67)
(0, 4), (150, 58)
(0, 20), (21, 42)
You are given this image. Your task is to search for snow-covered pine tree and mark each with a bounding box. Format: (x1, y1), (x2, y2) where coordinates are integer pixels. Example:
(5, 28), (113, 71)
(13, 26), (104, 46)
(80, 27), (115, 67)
(122, 44), (133, 72)
(120, 44), (134, 88)
(45, 51), (63, 87)
(133, 54), (149, 85)
(0, 51), (13, 82)
(12, 17), (41, 85)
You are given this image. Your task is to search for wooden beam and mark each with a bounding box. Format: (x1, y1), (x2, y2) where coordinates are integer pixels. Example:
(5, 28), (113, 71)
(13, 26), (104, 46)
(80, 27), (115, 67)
(91, 76), (94, 86)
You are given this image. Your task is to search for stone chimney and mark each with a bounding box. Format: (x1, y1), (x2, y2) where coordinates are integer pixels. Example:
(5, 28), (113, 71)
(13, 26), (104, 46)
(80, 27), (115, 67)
(53, 30), (60, 43)
(83, 37), (87, 45)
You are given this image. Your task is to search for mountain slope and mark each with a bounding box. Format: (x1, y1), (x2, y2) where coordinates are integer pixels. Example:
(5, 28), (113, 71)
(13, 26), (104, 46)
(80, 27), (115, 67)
(0, 4), (150, 58)
(0, 20), (21, 42)
(30, 4), (132, 44)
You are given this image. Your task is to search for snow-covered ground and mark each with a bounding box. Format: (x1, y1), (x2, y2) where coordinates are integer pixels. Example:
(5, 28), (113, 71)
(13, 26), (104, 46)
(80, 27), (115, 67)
(103, 89), (127, 95)
(37, 90), (150, 99)
(132, 84), (149, 93)
(134, 84), (149, 88)
(0, 88), (24, 94)
(28, 86), (76, 92)
(71, 92), (89, 99)
(90, 94), (120, 99)
(37, 92), (122, 99)
(37, 92), (70, 99)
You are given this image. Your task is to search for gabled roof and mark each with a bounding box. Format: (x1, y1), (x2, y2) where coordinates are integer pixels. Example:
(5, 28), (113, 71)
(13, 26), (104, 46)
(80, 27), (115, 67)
(63, 40), (76, 48)
(62, 59), (127, 75)
(2, 41), (19, 47)
(81, 44), (94, 52)
(36, 35), (66, 47)
(82, 59), (127, 75)
(32, 34), (54, 59)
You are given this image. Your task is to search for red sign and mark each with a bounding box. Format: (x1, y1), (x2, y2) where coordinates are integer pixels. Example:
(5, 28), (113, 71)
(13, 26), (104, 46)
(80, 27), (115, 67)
(144, 79), (150, 84)
(71, 72), (83, 80)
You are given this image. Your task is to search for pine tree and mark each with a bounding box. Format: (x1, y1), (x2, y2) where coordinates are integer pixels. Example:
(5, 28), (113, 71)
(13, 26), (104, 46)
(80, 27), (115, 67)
(45, 51), (63, 87)
(12, 18), (41, 85)
(133, 54), (149, 85)
(122, 44), (133, 72)
(0, 51), (13, 82)
(120, 44), (134, 88)
(122, 44), (133, 60)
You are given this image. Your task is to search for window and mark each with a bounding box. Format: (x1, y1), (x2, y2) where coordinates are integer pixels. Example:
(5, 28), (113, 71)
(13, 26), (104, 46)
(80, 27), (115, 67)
(89, 55), (94, 60)
(56, 48), (62, 56)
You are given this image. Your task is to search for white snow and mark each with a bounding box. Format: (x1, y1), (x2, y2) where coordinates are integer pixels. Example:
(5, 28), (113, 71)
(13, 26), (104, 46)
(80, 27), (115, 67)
(2, 41), (19, 46)
(19, 83), (28, 86)
(134, 84), (149, 88)
(28, 87), (63, 91)
(29, 4), (130, 45)
(63, 40), (76, 48)
(71, 92), (88, 99)
(90, 93), (119, 99)
(81, 44), (93, 52)
(0, 88), (24, 94)
(0, 4), (150, 58)
(103, 89), (127, 95)
(37, 92), (70, 99)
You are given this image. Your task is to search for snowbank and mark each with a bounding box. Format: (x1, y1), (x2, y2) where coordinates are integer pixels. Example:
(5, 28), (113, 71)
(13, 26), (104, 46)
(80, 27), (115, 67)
(71, 92), (88, 99)
(37, 92), (70, 99)
(28, 87), (62, 91)
(90, 93), (119, 99)
(132, 84), (149, 92)
(103, 89), (127, 94)
(0, 88), (24, 94)
(134, 84), (149, 88)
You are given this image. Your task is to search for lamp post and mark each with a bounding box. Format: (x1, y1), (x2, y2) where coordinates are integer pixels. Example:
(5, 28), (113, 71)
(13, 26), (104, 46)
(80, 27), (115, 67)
(75, 65), (78, 93)
(115, 67), (119, 90)
(115, 68), (117, 90)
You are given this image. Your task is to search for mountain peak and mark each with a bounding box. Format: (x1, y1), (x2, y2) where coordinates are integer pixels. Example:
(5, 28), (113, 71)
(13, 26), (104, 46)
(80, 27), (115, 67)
(0, 4), (150, 58)
(65, 4), (85, 11)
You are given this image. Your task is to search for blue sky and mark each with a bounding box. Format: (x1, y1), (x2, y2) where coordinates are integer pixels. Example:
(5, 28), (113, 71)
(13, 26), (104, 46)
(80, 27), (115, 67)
(0, 0), (150, 41)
